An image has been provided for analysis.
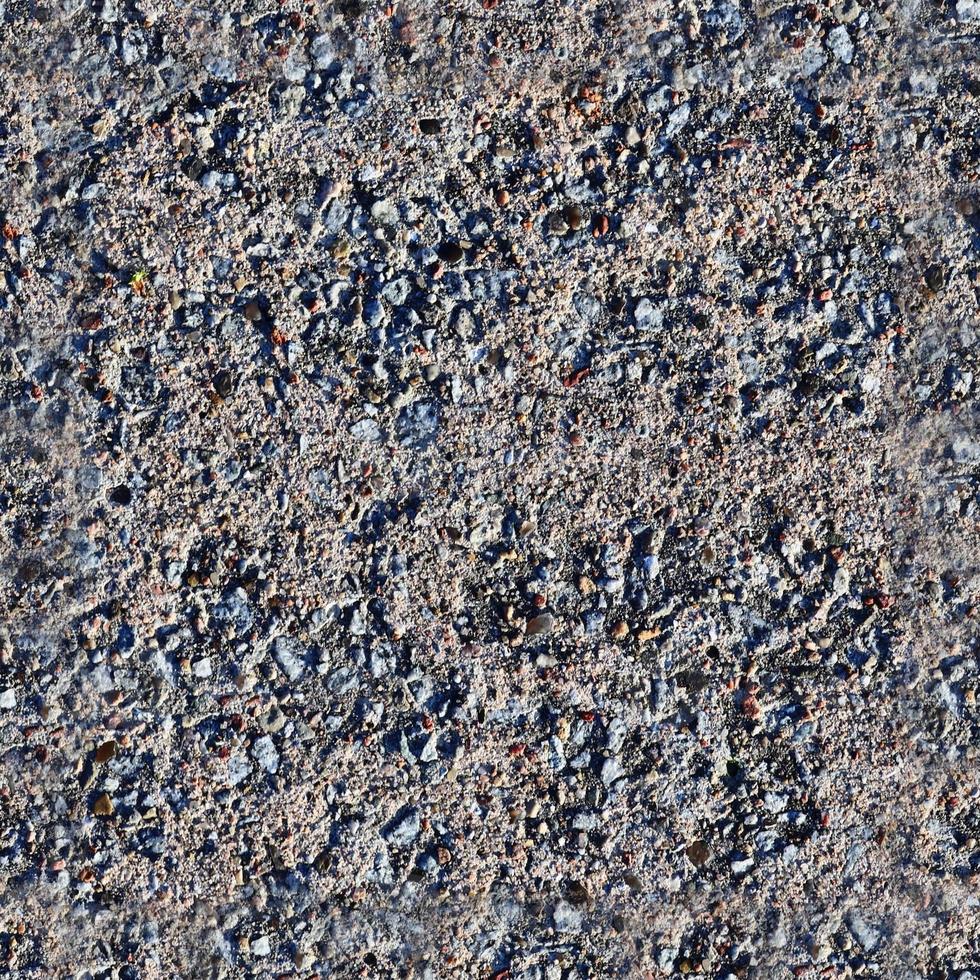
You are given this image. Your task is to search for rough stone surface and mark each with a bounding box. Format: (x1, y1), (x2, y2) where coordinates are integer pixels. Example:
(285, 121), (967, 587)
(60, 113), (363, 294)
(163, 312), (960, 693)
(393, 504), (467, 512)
(1, 0), (980, 976)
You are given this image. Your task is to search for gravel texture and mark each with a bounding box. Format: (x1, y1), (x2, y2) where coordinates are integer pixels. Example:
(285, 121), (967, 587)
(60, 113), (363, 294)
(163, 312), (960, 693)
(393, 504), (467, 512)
(2, 1), (980, 977)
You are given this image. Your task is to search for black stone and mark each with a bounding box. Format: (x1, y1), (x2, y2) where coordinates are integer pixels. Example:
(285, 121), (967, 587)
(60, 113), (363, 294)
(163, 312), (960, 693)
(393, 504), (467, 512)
(110, 485), (132, 506)
(213, 369), (235, 398)
(437, 241), (464, 265)
(925, 263), (945, 293)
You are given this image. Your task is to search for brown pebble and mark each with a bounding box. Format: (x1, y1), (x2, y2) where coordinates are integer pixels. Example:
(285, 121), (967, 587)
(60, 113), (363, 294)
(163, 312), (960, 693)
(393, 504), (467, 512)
(686, 840), (712, 866)
(526, 613), (555, 636)
(95, 740), (117, 764)
(92, 793), (114, 816)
